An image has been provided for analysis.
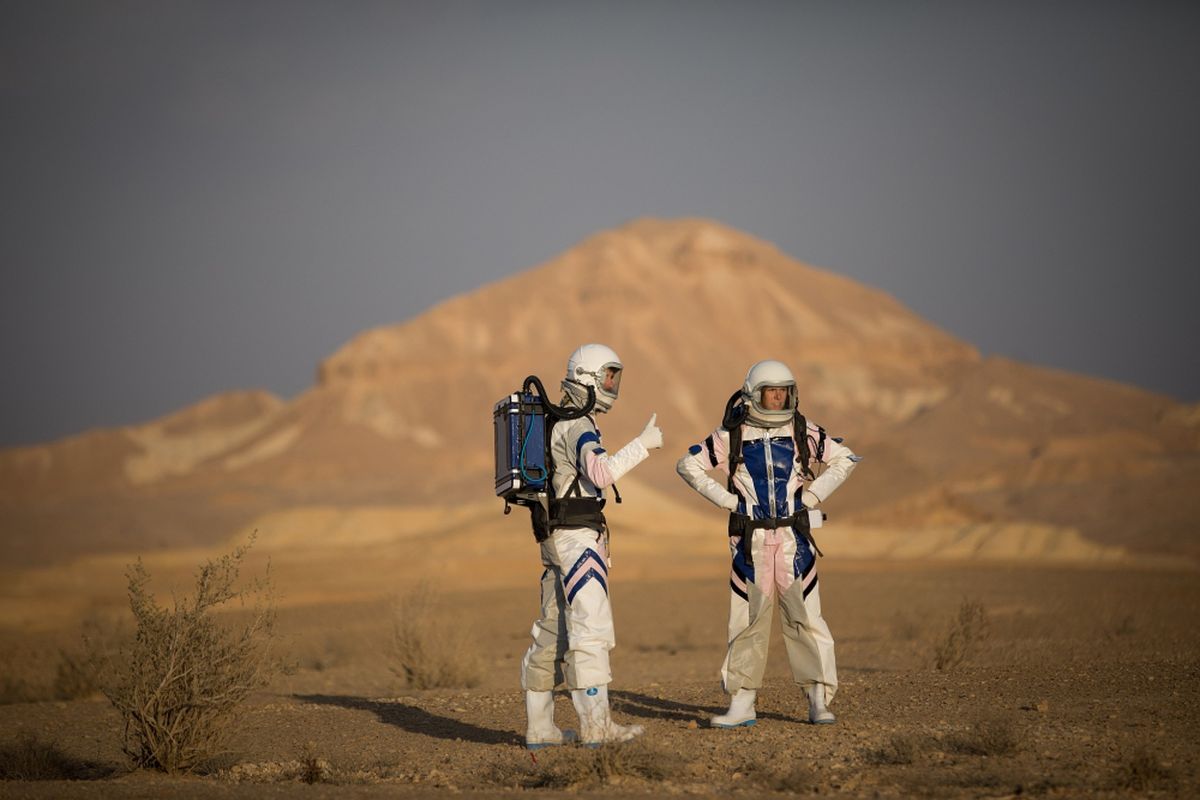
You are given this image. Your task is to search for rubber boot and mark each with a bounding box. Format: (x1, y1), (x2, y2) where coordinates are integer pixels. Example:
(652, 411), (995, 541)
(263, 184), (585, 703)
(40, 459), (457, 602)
(570, 686), (643, 747)
(807, 684), (835, 725)
(525, 690), (577, 750)
(711, 688), (757, 728)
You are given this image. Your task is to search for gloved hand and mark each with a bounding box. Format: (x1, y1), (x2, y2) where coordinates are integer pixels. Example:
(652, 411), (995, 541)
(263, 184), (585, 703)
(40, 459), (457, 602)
(721, 492), (740, 511)
(801, 490), (820, 509)
(637, 413), (663, 450)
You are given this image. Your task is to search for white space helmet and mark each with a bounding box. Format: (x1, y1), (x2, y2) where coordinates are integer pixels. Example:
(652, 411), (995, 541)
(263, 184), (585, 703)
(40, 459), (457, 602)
(742, 359), (798, 427)
(562, 343), (623, 413)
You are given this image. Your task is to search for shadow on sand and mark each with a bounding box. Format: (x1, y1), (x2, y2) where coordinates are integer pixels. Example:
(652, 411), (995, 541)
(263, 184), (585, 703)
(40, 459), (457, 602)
(294, 694), (520, 746)
(611, 689), (804, 725)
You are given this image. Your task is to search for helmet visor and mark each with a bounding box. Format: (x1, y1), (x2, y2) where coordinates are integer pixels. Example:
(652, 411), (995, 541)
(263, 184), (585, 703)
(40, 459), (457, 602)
(598, 363), (622, 399)
(756, 383), (796, 413)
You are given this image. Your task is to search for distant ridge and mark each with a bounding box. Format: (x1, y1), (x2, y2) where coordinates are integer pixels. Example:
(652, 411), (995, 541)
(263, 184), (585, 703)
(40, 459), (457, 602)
(1, 218), (1196, 568)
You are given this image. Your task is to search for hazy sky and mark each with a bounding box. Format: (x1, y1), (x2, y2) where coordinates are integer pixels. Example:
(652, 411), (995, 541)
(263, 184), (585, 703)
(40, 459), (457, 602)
(3, 1), (1198, 446)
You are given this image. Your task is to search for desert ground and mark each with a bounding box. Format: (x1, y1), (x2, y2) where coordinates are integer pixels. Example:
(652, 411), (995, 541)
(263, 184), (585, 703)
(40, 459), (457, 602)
(2, 555), (1197, 799)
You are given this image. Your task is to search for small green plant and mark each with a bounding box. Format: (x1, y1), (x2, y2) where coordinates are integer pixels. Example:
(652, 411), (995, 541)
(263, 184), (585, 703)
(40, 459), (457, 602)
(102, 535), (278, 773)
(933, 598), (990, 671)
(388, 586), (482, 690)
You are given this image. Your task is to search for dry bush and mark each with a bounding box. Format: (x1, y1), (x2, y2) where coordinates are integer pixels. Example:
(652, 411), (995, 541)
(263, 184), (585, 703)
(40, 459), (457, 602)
(0, 645), (53, 705)
(1112, 748), (1175, 791)
(102, 536), (278, 773)
(489, 740), (678, 790)
(590, 738), (676, 784)
(59, 612), (130, 701)
(762, 762), (817, 792)
(933, 598), (990, 671)
(866, 732), (923, 765)
(945, 718), (1019, 757)
(51, 650), (99, 701)
(0, 616), (125, 705)
(730, 755), (818, 792)
(0, 732), (105, 780)
(299, 741), (332, 785)
(388, 586), (482, 690)
(0, 676), (39, 706)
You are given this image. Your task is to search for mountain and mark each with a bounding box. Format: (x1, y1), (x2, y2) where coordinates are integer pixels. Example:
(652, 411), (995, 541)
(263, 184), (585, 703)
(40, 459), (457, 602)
(1, 218), (1196, 569)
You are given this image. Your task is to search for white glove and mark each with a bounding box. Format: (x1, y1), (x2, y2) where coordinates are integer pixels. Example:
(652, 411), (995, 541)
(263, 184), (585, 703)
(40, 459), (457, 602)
(637, 413), (663, 450)
(801, 490), (820, 509)
(721, 492), (740, 511)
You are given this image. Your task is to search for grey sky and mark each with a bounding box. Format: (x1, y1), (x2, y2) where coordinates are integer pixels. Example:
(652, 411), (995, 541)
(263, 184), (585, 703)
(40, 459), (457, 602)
(3, 0), (1198, 446)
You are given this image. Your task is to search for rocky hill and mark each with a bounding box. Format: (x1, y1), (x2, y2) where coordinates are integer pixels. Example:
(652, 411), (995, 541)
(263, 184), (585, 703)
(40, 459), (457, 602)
(1, 219), (1196, 568)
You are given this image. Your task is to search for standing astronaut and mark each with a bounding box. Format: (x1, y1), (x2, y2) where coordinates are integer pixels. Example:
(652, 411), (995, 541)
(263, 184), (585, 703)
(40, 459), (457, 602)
(521, 343), (664, 748)
(676, 359), (859, 727)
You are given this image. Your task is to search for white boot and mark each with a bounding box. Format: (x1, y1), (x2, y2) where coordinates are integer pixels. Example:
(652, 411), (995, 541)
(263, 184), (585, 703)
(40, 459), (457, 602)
(711, 688), (757, 728)
(570, 686), (643, 747)
(525, 690), (578, 750)
(807, 684), (835, 725)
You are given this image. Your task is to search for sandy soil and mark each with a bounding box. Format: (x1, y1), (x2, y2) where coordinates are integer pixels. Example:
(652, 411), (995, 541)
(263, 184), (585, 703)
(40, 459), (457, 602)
(1, 562), (1198, 798)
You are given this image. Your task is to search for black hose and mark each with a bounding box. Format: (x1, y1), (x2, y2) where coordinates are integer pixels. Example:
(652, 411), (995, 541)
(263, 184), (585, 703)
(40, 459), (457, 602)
(522, 375), (595, 420)
(721, 389), (747, 430)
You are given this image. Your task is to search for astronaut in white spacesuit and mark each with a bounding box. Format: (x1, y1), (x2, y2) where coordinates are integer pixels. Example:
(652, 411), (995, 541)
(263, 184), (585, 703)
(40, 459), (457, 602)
(677, 360), (859, 727)
(521, 343), (664, 748)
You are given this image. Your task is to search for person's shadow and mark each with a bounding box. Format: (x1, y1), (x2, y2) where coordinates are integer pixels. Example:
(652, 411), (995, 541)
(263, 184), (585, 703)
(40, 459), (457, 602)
(611, 689), (805, 725)
(294, 694), (520, 746)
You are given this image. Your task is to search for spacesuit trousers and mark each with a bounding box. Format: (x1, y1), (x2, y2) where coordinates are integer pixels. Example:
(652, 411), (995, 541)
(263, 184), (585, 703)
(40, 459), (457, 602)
(521, 526), (614, 691)
(720, 527), (838, 705)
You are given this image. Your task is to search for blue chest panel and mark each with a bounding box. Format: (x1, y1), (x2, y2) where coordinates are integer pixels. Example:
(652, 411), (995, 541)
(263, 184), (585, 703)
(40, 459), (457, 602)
(740, 436), (795, 518)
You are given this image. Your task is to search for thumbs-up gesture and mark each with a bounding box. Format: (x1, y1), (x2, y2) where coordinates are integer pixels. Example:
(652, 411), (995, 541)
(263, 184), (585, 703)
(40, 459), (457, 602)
(637, 413), (663, 450)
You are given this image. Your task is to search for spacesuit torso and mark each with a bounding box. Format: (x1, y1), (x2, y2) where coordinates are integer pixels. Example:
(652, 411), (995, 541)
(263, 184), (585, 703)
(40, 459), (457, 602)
(678, 419), (857, 520)
(549, 415), (649, 502)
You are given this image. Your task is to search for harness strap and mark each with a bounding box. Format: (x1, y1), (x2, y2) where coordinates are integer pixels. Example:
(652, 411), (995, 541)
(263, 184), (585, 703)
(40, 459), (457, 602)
(727, 510), (824, 559)
(794, 412), (815, 480)
(529, 422), (610, 542)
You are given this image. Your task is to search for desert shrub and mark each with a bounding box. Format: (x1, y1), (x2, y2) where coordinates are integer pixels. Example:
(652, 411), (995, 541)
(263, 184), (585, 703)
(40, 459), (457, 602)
(0, 676), (38, 706)
(933, 598), (990, 671)
(0, 645), (50, 705)
(102, 536), (278, 773)
(763, 762), (817, 792)
(0, 732), (101, 780)
(489, 739), (677, 789)
(729, 754), (817, 792)
(53, 648), (102, 701)
(1112, 748), (1175, 791)
(299, 741), (332, 785)
(58, 612), (129, 701)
(867, 733), (923, 765)
(388, 586), (482, 690)
(945, 718), (1019, 756)
(591, 738), (676, 784)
